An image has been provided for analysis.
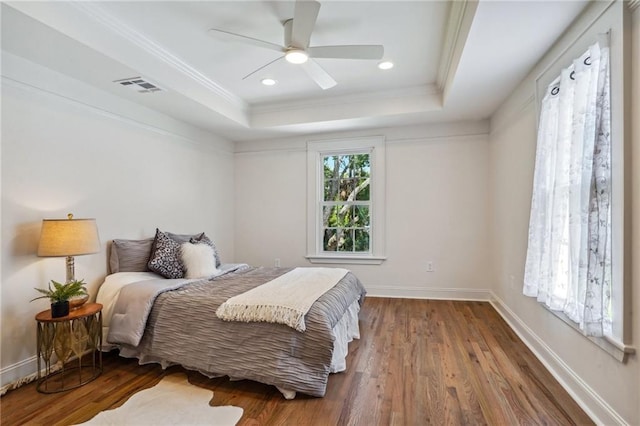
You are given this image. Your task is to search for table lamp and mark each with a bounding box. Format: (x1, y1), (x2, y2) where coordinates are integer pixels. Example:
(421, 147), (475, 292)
(37, 213), (101, 282)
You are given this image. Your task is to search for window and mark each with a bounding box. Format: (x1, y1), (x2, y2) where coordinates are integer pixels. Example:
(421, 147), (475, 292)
(525, 41), (612, 337)
(527, 25), (634, 362)
(321, 153), (371, 253)
(307, 137), (386, 264)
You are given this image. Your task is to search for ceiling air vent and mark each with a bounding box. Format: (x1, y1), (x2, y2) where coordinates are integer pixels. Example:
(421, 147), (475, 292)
(114, 77), (163, 93)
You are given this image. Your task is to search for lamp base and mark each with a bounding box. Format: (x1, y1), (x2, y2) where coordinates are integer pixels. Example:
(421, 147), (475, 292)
(66, 256), (75, 283)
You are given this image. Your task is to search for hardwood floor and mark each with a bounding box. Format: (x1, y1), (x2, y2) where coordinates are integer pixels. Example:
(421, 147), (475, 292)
(1, 298), (593, 425)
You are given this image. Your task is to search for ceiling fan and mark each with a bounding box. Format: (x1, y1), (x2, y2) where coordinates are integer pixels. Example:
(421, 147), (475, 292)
(207, 0), (384, 90)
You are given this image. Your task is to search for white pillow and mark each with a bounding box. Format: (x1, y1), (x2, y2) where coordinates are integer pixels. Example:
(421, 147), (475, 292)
(180, 242), (219, 279)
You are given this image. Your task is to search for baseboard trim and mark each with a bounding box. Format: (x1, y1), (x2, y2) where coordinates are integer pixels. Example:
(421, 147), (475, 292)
(365, 285), (492, 301)
(0, 356), (39, 396)
(489, 293), (628, 426)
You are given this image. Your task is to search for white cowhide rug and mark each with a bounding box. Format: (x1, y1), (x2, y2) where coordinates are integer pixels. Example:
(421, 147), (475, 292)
(77, 373), (243, 426)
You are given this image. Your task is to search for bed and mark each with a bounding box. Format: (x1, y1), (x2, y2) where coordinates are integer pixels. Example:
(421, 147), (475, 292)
(96, 230), (367, 398)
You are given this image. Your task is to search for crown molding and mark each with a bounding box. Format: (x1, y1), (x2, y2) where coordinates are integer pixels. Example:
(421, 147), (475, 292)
(629, 0), (640, 11)
(69, 2), (245, 110)
(2, 74), (234, 156)
(436, 0), (479, 103)
(250, 84), (440, 115)
(249, 84), (442, 128)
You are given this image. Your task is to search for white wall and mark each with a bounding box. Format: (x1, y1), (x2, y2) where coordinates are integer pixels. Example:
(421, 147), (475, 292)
(631, 3), (640, 420)
(0, 52), (235, 389)
(2, 2), (637, 423)
(488, 2), (639, 424)
(234, 121), (493, 299)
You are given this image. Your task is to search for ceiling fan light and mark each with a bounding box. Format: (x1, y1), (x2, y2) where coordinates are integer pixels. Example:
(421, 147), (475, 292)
(285, 50), (309, 64)
(261, 78), (277, 86)
(378, 61), (394, 70)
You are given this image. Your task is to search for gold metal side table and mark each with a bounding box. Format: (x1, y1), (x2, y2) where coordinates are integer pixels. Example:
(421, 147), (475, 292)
(35, 302), (103, 393)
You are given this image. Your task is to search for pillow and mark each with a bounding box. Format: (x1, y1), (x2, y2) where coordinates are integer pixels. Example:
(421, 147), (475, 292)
(109, 238), (154, 274)
(190, 234), (221, 268)
(167, 231), (204, 244)
(180, 242), (219, 278)
(165, 231), (221, 267)
(147, 229), (184, 279)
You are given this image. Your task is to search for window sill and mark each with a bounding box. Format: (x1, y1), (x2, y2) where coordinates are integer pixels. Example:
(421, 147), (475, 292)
(542, 305), (635, 363)
(305, 255), (387, 265)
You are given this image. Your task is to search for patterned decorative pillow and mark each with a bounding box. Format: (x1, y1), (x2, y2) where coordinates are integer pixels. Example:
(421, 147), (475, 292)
(147, 229), (184, 279)
(190, 233), (221, 267)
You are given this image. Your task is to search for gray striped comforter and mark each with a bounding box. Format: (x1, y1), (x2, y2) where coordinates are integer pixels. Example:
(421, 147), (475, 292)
(113, 266), (366, 397)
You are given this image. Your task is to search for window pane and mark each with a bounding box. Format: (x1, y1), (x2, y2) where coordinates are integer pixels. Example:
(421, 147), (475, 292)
(324, 179), (339, 201)
(323, 205), (338, 227)
(323, 155), (340, 201)
(339, 178), (357, 201)
(337, 229), (354, 252)
(342, 205), (355, 227)
(323, 229), (337, 251)
(354, 229), (370, 252)
(355, 206), (370, 226)
(349, 154), (370, 177)
(324, 204), (357, 227)
(323, 155), (339, 172)
(355, 178), (370, 201)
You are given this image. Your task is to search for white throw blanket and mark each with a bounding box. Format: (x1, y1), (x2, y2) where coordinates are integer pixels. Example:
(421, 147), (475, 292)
(216, 267), (349, 332)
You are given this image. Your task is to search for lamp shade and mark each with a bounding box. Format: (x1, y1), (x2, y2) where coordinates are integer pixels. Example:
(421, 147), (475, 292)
(37, 217), (101, 257)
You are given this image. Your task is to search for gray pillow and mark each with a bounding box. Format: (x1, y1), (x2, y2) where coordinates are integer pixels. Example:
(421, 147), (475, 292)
(109, 238), (154, 274)
(167, 231), (204, 243)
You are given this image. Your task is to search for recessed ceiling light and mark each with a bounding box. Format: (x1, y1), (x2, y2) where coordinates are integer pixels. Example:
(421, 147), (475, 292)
(285, 49), (309, 64)
(378, 61), (394, 70)
(261, 78), (277, 86)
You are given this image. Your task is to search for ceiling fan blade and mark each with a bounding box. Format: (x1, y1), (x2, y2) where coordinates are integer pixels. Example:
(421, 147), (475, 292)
(301, 59), (337, 90)
(208, 28), (284, 53)
(291, 0), (320, 48)
(242, 56), (284, 80)
(308, 45), (384, 60)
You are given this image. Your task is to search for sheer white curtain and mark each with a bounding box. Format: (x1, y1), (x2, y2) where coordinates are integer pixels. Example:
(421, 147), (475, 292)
(523, 41), (611, 337)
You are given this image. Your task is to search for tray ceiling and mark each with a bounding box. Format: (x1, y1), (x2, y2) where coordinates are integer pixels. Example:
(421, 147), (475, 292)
(1, 1), (589, 141)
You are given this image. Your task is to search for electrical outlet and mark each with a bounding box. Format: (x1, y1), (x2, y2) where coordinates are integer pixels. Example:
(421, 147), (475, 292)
(274, 258), (281, 267)
(426, 261), (434, 272)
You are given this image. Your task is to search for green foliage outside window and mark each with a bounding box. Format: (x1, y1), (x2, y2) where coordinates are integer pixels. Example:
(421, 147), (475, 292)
(322, 153), (371, 252)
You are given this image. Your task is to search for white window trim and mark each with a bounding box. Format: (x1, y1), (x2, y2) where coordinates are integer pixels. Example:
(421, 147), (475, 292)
(542, 306), (634, 363)
(306, 136), (386, 265)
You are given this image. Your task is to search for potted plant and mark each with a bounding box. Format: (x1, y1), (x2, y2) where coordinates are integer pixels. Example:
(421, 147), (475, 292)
(31, 279), (88, 318)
